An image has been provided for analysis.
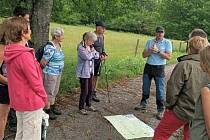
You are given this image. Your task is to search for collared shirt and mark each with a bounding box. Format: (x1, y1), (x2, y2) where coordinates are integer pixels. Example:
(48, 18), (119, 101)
(145, 38), (172, 65)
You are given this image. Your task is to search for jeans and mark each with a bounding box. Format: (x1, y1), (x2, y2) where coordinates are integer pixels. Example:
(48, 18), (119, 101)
(141, 73), (165, 112)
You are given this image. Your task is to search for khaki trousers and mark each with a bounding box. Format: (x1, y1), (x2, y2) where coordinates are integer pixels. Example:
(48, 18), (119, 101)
(15, 108), (42, 140)
(43, 73), (62, 108)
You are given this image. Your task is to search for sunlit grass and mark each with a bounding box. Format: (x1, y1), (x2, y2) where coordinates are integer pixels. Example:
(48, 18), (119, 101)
(50, 23), (186, 94)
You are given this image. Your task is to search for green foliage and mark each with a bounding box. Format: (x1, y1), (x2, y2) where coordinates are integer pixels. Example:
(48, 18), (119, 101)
(50, 0), (160, 35)
(159, 0), (210, 40)
(0, 0), (31, 17)
(2, 0), (210, 40)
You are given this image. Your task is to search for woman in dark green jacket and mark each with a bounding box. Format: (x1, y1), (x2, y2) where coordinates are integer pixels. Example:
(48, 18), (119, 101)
(190, 45), (210, 140)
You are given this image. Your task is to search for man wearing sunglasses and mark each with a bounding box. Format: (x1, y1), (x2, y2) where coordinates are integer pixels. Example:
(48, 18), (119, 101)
(135, 26), (172, 120)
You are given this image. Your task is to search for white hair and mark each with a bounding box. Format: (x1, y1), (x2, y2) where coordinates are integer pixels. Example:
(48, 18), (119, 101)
(83, 32), (97, 42)
(51, 27), (64, 38)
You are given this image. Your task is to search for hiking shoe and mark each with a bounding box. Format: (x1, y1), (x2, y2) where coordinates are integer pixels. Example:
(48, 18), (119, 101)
(86, 106), (97, 112)
(51, 105), (62, 115)
(156, 111), (164, 120)
(92, 95), (100, 102)
(44, 109), (57, 120)
(134, 104), (146, 110)
(79, 109), (88, 115)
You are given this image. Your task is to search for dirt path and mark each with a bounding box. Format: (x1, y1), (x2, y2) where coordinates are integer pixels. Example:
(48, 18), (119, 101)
(7, 64), (181, 140)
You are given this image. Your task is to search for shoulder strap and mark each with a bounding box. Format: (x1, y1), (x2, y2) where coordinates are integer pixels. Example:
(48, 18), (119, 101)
(0, 61), (3, 75)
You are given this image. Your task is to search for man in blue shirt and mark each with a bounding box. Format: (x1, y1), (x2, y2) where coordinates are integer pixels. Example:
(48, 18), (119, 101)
(135, 26), (172, 120)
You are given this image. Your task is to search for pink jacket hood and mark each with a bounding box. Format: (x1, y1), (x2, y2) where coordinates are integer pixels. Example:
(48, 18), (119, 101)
(4, 43), (33, 64)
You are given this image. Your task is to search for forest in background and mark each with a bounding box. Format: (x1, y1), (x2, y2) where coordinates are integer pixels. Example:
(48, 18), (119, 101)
(1, 0), (210, 40)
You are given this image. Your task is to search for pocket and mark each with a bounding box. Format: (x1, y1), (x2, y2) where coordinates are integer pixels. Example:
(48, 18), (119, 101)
(46, 74), (57, 81)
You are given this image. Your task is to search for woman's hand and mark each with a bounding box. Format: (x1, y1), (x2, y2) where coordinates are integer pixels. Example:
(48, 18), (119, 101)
(0, 75), (7, 85)
(40, 58), (48, 68)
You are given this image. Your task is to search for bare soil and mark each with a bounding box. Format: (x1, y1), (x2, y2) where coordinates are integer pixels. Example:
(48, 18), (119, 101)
(6, 64), (183, 140)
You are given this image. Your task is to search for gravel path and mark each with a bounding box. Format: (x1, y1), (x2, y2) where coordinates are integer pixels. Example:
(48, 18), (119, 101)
(7, 64), (182, 140)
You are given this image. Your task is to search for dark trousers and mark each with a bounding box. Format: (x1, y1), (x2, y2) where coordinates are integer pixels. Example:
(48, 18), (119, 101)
(8, 108), (17, 127)
(79, 76), (93, 110)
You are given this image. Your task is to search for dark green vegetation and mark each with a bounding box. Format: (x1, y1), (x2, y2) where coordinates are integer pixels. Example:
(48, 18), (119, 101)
(1, 0), (210, 40)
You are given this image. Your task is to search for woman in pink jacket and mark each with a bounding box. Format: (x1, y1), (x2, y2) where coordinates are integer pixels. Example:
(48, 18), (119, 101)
(3, 17), (47, 140)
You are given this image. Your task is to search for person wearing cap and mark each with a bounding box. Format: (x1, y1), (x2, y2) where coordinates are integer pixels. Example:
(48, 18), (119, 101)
(41, 27), (65, 120)
(92, 21), (108, 102)
(153, 31), (209, 140)
(134, 26), (172, 119)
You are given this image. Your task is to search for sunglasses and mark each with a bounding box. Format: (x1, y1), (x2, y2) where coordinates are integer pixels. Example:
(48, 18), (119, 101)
(156, 31), (164, 33)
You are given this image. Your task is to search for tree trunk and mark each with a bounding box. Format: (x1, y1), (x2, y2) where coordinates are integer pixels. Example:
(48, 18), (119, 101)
(31, 0), (53, 49)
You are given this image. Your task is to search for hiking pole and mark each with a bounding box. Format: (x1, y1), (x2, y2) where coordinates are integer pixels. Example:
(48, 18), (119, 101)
(104, 60), (110, 103)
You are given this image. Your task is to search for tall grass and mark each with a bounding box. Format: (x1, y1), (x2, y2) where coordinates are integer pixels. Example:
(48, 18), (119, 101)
(50, 23), (185, 94)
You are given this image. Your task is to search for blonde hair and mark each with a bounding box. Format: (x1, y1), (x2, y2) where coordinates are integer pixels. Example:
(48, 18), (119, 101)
(3, 17), (29, 42)
(188, 36), (209, 54)
(200, 45), (210, 70)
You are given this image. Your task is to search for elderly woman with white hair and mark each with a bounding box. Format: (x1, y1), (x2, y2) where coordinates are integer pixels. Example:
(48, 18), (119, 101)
(76, 32), (99, 115)
(41, 27), (65, 120)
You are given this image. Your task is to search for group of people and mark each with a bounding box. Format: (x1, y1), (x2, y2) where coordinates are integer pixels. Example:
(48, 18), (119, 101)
(1, 5), (210, 140)
(76, 22), (107, 115)
(0, 6), (107, 140)
(0, 7), (65, 140)
(135, 27), (210, 139)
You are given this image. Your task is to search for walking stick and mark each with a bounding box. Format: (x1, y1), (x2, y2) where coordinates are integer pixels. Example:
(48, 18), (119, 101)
(104, 60), (110, 103)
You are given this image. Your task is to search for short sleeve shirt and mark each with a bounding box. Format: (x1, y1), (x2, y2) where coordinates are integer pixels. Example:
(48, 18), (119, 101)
(42, 42), (64, 75)
(146, 38), (172, 65)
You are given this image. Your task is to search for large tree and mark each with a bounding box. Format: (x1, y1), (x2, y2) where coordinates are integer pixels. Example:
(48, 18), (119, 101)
(31, 0), (53, 49)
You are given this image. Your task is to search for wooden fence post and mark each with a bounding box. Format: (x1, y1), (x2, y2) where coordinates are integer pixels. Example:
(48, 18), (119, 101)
(179, 42), (182, 52)
(135, 39), (140, 56)
(171, 41), (174, 50)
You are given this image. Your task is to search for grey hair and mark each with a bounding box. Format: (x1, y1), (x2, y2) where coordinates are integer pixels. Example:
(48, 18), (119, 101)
(51, 27), (64, 38)
(83, 32), (97, 42)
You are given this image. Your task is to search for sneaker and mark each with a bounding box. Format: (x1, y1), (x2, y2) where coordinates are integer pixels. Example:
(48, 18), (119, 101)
(92, 95), (100, 102)
(79, 109), (88, 115)
(156, 111), (164, 120)
(51, 105), (62, 115)
(134, 104), (146, 110)
(86, 106), (97, 112)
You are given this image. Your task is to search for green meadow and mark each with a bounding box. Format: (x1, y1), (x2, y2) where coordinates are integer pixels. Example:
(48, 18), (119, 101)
(51, 23), (185, 94)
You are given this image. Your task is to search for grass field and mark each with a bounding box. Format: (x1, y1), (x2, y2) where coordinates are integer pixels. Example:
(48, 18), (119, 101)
(50, 23), (185, 94)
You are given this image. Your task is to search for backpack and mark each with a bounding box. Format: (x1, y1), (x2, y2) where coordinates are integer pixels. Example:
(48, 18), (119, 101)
(35, 41), (53, 63)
